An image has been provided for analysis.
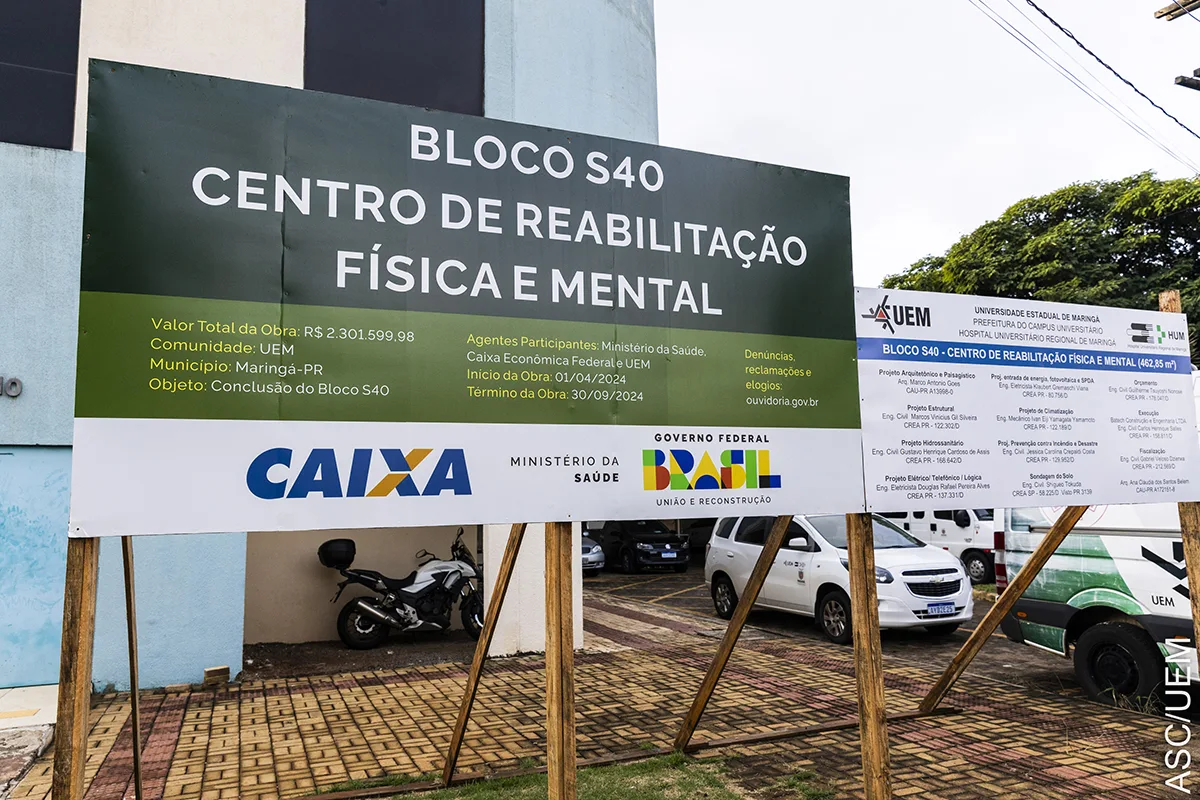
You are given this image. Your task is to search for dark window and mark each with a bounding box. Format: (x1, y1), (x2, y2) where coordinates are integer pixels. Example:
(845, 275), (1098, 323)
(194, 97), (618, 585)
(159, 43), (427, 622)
(973, 509), (994, 521)
(734, 517), (769, 545)
(934, 511), (954, 521)
(713, 518), (737, 539)
(912, 511), (925, 519)
(735, 517), (806, 547)
(0, 0), (81, 149)
(879, 512), (907, 519)
(305, 0), (484, 115)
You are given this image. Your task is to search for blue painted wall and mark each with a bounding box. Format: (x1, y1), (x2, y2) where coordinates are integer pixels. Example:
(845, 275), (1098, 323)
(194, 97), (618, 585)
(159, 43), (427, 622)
(93, 533), (247, 691)
(0, 144), (84, 447)
(0, 140), (248, 689)
(0, 448), (71, 688)
(485, 0), (658, 143)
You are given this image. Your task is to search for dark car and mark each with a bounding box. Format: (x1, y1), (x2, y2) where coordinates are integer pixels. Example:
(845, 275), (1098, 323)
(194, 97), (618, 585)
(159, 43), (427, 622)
(594, 520), (690, 573)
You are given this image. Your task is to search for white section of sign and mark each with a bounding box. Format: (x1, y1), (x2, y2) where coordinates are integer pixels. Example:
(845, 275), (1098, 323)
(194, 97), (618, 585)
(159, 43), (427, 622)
(856, 287), (1200, 511)
(69, 418), (866, 536)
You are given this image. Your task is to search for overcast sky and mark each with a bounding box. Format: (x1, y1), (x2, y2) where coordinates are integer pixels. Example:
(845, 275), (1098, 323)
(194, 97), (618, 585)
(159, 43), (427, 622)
(654, 0), (1200, 287)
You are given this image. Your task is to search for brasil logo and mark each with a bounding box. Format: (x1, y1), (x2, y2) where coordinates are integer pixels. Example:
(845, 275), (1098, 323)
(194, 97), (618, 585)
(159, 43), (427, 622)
(643, 449), (781, 491)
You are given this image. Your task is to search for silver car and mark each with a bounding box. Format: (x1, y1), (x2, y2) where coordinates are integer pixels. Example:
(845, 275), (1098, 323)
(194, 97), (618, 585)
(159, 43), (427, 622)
(582, 536), (605, 576)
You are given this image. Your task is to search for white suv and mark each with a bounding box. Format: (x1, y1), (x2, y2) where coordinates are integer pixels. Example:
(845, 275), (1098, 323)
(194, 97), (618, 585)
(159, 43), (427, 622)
(705, 515), (973, 643)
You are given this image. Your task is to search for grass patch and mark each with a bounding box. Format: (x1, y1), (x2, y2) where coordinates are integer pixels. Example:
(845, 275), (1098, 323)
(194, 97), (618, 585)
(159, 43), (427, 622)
(973, 583), (996, 595)
(403, 754), (740, 800)
(318, 771), (440, 794)
(774, 768), (836, 799)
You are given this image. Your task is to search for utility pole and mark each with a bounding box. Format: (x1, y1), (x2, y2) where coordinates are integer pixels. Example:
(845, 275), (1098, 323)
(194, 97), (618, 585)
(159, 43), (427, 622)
(1156, 1), (1200, 21)
(1154, 3), (1200, 91)
(1176, 68), (1200, 92)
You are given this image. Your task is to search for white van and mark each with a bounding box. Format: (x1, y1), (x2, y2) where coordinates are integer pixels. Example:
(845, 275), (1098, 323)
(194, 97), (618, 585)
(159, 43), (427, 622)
(875, 509), (996, 584)
(995, 504), (1198, 706)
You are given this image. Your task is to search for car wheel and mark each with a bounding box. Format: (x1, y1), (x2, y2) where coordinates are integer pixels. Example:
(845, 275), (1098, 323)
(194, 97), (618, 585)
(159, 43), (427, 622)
(673, 563), (689, 573)
(925, 622), (960, 636)
(818, 590), (853, 644)
(711, 575), (738, 620)
(1074, 622), (1165, 706)
(962, 551), (994, 585)
(621, 549), (640, 574)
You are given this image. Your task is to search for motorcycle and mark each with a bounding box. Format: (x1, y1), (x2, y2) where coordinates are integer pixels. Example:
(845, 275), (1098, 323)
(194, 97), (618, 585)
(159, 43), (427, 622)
(318, 528), (484, 649)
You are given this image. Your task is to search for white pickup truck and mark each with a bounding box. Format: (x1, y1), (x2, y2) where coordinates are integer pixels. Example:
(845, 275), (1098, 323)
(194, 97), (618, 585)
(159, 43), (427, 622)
(996, 503), (1198, 705)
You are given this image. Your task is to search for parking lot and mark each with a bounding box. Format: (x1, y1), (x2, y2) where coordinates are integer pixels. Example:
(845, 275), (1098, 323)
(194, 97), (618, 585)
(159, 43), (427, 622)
(583, 562), (1090, 701)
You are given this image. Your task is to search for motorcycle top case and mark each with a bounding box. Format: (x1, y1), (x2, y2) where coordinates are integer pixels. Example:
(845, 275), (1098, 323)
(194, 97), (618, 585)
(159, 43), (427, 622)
(318, 538), (356, 569)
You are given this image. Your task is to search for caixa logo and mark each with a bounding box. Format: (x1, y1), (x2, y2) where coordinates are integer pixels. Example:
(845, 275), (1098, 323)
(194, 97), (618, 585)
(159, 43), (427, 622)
(246, 447), (471, 499)
(643, 449), (781, 490)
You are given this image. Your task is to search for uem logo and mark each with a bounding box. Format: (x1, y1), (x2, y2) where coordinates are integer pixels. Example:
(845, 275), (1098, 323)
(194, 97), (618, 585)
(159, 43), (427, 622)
(862, 294), (931, 334)
(643, 449), (781, 490)
(247, 447), (471, 499)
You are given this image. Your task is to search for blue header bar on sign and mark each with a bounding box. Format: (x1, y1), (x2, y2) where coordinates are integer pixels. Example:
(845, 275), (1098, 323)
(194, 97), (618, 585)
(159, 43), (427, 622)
(857, 337), (1190, 374)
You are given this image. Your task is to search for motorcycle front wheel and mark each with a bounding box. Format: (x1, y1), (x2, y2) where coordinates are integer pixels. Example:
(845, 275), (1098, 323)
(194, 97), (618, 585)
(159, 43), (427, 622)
(461, 592), (484, 640)
(337, 600), (390, 650)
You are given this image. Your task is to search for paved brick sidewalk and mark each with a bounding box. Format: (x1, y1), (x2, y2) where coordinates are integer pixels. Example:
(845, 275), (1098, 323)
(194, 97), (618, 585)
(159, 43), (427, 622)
(15, 591), (1174, 799)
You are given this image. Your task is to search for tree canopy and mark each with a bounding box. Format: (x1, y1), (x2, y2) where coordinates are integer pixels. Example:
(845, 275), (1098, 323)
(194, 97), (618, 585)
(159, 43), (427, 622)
(882, 172), (1200, 341)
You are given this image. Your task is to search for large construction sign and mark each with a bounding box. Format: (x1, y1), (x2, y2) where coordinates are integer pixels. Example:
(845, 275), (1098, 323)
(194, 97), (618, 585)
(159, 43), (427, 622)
(69, 61), (865, 536)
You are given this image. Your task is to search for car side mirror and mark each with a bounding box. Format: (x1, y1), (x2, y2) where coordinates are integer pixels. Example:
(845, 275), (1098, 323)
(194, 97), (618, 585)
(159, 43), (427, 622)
(953, 510), (971, 528)
(787, 536), (809, 549)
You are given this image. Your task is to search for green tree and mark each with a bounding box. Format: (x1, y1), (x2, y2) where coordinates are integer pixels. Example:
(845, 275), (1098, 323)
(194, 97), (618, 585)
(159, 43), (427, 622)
(883, 172), (1200, 343)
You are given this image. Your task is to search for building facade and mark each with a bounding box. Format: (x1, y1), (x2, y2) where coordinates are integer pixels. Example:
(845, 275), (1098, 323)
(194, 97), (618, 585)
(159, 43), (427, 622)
(0, 0), (658, 690)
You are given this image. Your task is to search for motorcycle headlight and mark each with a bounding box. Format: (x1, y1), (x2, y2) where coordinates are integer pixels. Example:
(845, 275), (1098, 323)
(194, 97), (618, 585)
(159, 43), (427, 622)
(636, 542), (655, 551)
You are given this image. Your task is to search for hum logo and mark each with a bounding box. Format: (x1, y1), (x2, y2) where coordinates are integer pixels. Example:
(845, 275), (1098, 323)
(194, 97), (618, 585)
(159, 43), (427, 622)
(247, 447), (471, 499)
(863, 294), (931, 334)
(1129, 322), (1187, 345)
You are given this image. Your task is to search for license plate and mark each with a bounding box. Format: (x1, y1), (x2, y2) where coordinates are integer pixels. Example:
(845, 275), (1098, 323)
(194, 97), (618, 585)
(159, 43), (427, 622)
(927, 602), (955, 616)
(661, 552), (677, 559)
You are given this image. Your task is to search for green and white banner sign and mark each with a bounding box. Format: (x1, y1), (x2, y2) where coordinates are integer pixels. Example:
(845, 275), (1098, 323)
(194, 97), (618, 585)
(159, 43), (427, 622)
(69, 61), (865, 536)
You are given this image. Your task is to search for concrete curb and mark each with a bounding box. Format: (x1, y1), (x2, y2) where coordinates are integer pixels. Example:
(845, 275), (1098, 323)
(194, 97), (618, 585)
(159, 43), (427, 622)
(0, 725), (53, 800)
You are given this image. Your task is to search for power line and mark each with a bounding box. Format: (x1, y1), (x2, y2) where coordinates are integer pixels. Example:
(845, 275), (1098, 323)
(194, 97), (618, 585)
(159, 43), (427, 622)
(1169, 0), (1200, 24)
(1023, 0), (1200, 143)
(968, 0), (1200, 172)
(1000, 0), (1185, 145)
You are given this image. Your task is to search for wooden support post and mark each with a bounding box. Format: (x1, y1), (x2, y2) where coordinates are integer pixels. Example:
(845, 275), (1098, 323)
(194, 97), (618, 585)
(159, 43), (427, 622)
(1159, 290), (1200, 646)
(674, 515), (794, 752)
(121, 537), (144, 800)
(441, 523), (527, 786)
(845, 512), (892, 800)
(544, 522), (576, 800)
(52, 537), (100, 800)
(919, 505), (1088, 712)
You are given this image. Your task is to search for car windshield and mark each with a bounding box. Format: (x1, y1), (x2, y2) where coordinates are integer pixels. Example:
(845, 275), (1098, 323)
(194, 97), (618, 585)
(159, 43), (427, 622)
(1011, 507), (1051, 531)
(624, 520), (669, 534)
(973, 509), (994, 521)
(806, 515), (924, 549)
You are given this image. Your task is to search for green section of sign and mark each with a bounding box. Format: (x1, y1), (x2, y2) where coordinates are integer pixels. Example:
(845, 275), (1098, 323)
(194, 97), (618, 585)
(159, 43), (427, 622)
(76, 291), (861, 428)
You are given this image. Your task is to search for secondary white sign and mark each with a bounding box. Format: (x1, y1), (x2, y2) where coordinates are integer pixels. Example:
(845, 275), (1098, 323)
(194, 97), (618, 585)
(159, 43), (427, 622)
(856, 287), (1200, 511)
